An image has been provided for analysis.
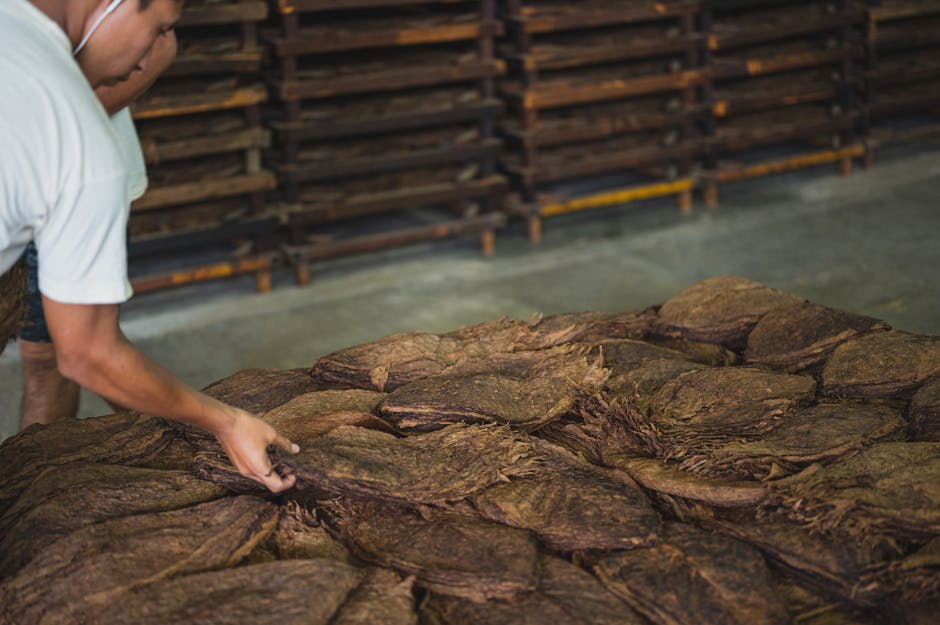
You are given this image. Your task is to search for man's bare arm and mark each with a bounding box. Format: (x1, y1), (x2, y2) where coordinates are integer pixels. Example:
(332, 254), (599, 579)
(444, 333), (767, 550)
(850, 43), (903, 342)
(41, 296), (298, 493)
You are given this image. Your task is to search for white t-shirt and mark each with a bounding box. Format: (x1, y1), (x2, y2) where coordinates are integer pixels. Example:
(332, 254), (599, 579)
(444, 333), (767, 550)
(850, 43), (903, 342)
(0, 0), (133, 304)
(113, 108), (149, 202)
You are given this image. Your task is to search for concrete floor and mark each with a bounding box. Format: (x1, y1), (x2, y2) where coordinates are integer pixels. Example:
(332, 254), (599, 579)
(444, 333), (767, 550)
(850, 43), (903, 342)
(1, 142), (938, 441)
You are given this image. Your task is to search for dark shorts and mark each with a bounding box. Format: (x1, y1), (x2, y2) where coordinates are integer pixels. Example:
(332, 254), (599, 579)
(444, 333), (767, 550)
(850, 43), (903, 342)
(19, 242), (52, 343)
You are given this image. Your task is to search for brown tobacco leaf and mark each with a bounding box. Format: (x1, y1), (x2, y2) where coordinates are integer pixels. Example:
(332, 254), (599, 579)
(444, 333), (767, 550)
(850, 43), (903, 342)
(595, 522), (790, 625)
(0, 413), (176, 518)
(202, 367), (325, 414)
(0, 496), (279, 625)
(704, 515), (891, 606)
(649, 367), (817, 435)
(764, 442), (940, 551)
(261, 388), (393, 443)
(194, 424), (542, 506)
(421, 553), (649, 625)
(323, 498), (539, 602)
(377, 346), (607, 432)
(822, 331), (940, 399)
(595, 338), (707, 406)
(330, 567), (417, 625)
(673, 403), (904, 480)
(653, 276), (804, 349)
(472, 439), (661, 551)
(745, 302), (888, 372)
(0, 463), (226, 579)
(514, 308), (656, 350)
(311, 319), (532, 392)
(170, 368), (326, 448)
(908, 374), (940, 441)
(82, 560), (416, 625)
(617, 457), (767, 508)
(269, 501), (351, 563)
(0, 258), (26, 357)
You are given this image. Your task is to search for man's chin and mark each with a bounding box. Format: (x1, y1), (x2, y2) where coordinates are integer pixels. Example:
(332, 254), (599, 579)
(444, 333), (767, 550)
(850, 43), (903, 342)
(101, 75), (132, 88)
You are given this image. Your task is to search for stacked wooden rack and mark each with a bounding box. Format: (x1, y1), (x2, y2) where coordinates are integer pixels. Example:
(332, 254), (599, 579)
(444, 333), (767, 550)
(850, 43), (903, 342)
(263, 0), (508, 285)
(498, 0), (705, 242)
(119, 0), (940, 294)
(863, 0), (940, 161)
(699, 0), (868, 207)
(128, 0), (279, 293)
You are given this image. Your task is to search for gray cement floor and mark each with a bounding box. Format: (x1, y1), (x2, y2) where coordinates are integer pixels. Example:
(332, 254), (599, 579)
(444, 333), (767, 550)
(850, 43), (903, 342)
(1, 142), (938, 441)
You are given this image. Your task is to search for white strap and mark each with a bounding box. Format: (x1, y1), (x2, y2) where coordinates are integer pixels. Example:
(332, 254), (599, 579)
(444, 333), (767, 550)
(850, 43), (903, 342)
(72, 0), (126, 57)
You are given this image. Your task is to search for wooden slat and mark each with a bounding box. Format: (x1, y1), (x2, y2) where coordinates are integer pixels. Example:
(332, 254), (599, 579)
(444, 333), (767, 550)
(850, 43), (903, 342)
(708, 14), (863, 51)
(132, 172), (277, 212)
(271, 100), (501, 142)
(507, 1), (700, 34)
(269, 21), (502, 56)
(276, 0), (467, 13)
(275, 59), (504, 101)
(502, 70), (704, 110)
(287, 213), (505, 262)
(536, 178), (695, 218)
(508, 37), (700, 73)
(713, 144), (865, 183)
(288, 175), (507, 226)
(163, 50), (263, 78)
(132, 86), (268, 120)
(131, 254), (276, 294)
(711, 48), (854, 81)
(870, 0), (940, 22)
(279, 138), (502, 183)
(179, 1), (267, 27)
(512, 142), (701, 185)
(129, 216), (281, 258)
(711, 87), (839, 118)
(140, 128), (270, 164)
(506, 108), (703, 148)
(711, 115), (858, 153)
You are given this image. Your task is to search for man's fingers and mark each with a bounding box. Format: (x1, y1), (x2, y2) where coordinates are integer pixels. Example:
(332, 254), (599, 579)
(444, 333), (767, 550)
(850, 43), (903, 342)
(273, 433), (300, 455)
(257, 471), (296, 494)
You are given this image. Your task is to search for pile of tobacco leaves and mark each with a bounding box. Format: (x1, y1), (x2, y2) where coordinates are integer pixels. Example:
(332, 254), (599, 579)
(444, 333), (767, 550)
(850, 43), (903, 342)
(2, 276), (938, 625)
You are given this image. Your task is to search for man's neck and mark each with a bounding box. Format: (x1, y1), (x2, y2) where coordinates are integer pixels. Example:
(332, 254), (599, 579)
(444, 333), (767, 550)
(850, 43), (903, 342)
(30, 0), (100, 49)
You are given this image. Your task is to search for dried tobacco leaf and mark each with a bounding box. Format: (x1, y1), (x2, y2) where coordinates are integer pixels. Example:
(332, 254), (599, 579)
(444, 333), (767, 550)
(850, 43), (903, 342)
(745, 302), (888, 372)
(472, 439), (660, 551)
(649, 367), (817, 435)
(421, 553), (648, 625)
(764, 442), (940, 551)
(909, 375), (940, 441)
(0, 496), (279, 625)
(653, 276), (804, 349)
(0, 413), (176, 517)
(822, 331), (940, 399)
(0, 463), (225, 578)
(323, 498), (538, 602)
(377, 346), (605, 432)
(595, 522), (789, 625)
(673, 403), (903, 480)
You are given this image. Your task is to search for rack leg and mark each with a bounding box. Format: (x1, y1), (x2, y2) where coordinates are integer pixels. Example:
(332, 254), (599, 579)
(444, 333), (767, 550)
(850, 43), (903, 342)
(481, 229), (495, 256)
(678, 188), (693, 215)
(703, 181), (719, 208)
(255, 270), (272, 294)
(294, 262), (311, 287)
(528, 216), (542, 245)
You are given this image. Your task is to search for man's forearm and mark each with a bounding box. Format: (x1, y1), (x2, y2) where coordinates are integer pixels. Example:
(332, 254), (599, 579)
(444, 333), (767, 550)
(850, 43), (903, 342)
(64, 331), (236, 434)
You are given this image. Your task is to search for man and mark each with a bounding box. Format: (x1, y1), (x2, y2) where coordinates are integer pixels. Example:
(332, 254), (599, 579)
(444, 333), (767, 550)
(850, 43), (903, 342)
(0, 0), (298, 493)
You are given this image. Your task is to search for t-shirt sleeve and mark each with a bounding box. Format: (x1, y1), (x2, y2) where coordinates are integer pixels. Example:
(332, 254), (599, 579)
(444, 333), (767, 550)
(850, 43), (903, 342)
(33, 174), (133, 304)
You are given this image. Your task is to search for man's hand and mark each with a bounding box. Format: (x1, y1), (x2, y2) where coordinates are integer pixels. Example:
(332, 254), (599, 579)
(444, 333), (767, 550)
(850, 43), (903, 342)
(212, 407), (300, 493)
(41, 296), (300, 493)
